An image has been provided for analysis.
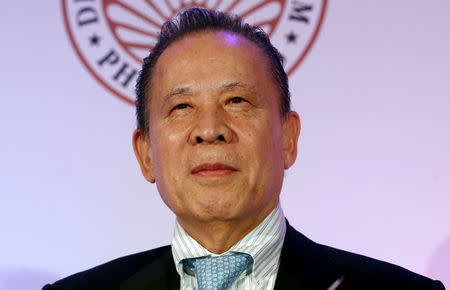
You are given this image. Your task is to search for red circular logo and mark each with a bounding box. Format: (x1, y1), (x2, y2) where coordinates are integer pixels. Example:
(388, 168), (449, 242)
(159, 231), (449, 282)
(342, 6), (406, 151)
(62, 0), (327, 105)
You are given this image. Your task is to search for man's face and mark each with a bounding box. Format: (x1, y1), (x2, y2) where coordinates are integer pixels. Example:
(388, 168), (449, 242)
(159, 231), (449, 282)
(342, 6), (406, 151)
(134, 31), (300, 227)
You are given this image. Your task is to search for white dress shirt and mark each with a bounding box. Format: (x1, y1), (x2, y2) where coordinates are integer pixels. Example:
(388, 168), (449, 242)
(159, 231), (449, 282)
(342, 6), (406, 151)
(171, 204), (286, 290)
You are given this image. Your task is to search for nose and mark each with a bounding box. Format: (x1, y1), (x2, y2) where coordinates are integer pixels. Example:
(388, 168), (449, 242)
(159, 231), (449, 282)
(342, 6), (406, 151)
(189, 109), (233, 145)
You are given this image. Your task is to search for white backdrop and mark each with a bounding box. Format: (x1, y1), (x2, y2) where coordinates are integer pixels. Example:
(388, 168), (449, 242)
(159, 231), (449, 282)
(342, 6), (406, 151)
(1, 1), (449, 289)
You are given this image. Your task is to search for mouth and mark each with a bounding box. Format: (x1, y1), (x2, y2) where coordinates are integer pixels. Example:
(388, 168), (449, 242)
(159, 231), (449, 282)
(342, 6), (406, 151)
(191, 163), (238, 178)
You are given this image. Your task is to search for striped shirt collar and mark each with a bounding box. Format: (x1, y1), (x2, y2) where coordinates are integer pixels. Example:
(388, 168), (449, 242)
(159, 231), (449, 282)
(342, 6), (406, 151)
(171, 204), (286, 285)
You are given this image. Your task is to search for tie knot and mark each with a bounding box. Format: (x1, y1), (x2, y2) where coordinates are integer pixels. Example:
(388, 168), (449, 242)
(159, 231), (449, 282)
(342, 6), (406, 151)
(183, 252), (253, 290)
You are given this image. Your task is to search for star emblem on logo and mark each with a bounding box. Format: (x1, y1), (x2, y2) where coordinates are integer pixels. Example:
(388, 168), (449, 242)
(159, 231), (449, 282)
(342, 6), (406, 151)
(286, 31), (298, 43)
(89, 34), (100, 46)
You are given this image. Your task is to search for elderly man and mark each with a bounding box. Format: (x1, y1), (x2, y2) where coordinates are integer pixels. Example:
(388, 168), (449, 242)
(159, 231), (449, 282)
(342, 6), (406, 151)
(44, 7), (444, 290)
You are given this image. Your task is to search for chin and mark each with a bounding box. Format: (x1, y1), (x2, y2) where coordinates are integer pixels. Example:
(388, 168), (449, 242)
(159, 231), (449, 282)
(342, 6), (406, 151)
(194, 199), (241, 221)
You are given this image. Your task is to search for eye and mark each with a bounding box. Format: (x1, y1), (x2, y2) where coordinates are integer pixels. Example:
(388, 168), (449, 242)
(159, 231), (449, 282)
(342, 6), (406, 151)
(172, 103), (190, 111)
(228, 97), (246, 104)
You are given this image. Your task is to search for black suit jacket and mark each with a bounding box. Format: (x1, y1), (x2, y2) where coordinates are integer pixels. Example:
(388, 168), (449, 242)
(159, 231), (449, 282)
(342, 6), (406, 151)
(43, 221), (445, 289)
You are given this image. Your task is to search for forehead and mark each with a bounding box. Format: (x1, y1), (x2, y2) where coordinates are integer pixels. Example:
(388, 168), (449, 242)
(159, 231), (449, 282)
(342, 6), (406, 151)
(160, 30), (265, 62)
(151, 30), (274, 92)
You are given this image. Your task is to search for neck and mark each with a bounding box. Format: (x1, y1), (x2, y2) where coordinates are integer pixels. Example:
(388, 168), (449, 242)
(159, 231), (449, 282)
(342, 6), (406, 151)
(177, 205), (276, 254)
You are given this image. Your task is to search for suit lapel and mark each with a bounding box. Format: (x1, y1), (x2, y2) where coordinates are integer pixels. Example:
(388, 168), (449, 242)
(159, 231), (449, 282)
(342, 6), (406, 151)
(119, 246), (179, 290)
(274, 220), (344, 290)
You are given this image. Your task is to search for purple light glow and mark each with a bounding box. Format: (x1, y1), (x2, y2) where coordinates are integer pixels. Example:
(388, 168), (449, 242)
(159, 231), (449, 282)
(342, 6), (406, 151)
(222, 32), (239, 45)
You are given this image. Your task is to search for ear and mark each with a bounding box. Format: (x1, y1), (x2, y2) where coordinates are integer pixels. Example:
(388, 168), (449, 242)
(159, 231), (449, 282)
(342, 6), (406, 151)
(132, 129), (155, 183)
(282, 111), (301, 169)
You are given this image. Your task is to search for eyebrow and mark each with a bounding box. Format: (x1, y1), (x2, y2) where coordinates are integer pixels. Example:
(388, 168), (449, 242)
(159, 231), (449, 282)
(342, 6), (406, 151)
(162, 81), (255, 103)
(163, 87), (191, 102)
(222, 81), (249, 91)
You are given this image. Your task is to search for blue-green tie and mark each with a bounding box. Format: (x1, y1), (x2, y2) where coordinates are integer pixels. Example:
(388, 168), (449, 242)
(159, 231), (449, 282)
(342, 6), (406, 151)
(182, 253), (253, 290)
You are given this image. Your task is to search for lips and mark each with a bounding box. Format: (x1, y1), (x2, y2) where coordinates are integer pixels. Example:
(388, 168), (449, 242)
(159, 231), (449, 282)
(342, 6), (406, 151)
(191, 163), (237, 177)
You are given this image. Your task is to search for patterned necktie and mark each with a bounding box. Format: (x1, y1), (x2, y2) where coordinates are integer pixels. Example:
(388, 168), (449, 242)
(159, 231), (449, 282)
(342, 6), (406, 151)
(182, 252), (253, 290)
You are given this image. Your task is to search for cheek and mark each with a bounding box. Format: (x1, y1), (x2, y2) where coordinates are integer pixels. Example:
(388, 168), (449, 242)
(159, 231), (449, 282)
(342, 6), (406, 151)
(151, 137), (185, 210)
(253, 118), (282, 150)
(151, 129), (184, 174)
(238, 119), (283, 172)
(257, 120), (285, 172)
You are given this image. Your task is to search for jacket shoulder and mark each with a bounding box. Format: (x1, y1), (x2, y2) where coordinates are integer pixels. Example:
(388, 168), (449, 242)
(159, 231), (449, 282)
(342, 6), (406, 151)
(42, 245), (171, 290)
(280, 222), (445, 289)
(320, 243), (445, 289)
